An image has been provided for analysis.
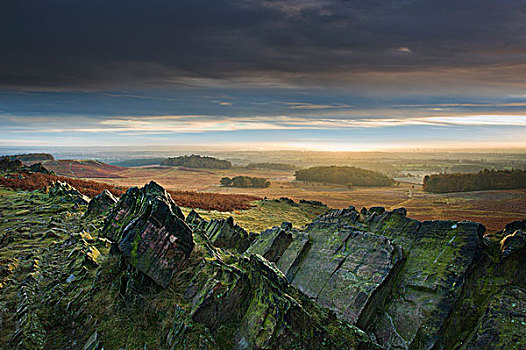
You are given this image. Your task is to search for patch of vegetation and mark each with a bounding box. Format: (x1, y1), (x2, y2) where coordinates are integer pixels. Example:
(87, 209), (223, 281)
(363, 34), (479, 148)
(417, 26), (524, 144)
(295, 165), (394, 187)
(161, 155), (231, 169)
(423, 169), (526, 193)
(220, 176), (270, 188)
(183, 199), (329, 233)
(245, 162), (297, 171)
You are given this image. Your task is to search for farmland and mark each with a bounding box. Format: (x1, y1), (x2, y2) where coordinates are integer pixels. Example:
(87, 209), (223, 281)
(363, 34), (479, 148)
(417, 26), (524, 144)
(85, 165), (526, 233)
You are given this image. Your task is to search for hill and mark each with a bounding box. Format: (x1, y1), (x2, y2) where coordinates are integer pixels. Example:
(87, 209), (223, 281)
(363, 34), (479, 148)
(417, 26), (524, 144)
(295, 165), (394, 187)
(424, 169), (526, 193)
(161, 154), (231, 169)
(5, 153), (54, 163)
(41, 160), (127, 178)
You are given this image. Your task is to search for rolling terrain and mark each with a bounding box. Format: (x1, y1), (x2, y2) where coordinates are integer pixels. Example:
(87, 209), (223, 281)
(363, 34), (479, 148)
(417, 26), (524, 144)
(88, 165), (526, 233)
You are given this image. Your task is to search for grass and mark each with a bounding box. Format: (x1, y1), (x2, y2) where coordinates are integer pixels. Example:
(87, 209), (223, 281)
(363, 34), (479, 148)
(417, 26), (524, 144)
(182, 199), (329, 233)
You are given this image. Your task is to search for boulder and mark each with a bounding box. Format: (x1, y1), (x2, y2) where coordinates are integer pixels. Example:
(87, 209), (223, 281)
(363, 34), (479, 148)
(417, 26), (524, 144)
(102, 181), (194, 288)
(84, 189), (118, 217)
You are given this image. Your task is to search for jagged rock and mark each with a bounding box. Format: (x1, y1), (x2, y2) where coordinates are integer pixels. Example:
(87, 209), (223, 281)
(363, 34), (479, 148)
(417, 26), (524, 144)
(500, 230), (526, 259)
(202, 216), (252, 252)
(244, 206), (489, 349)
(0, 157), (24, 171)
(185, 209), (206, 230)
(368, 206), (386, 215)
(84, 189), (117, 217)
(102, 181), (194, 288)
(48, 181), (90, 205)
(299, 199), (328, 207)
(28, 162), (53, 175)
(188, 254), (371, 349)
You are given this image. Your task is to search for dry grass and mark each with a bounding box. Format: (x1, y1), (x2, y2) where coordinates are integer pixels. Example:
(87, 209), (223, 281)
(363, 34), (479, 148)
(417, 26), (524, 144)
(89, 166), (526, 233)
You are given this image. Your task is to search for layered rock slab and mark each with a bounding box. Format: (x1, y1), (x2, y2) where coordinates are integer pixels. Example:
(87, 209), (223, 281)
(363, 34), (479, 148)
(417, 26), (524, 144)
(356, 210), (486, 349)
(186, 210), (252, 253)
(247, 219), (404, 327)
(102, 181), (194, 288)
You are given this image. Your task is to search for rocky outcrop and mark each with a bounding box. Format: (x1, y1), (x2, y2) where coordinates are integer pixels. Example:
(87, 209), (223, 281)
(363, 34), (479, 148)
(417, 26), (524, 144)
(0, 157), (54, 174)
(248, 218), (404, 328)
(299, 199), (328, 207)
(185, 253), (371, 349)
(101, 181), (194, 288)
(243, 206), (492, 349)
(28, 162), (54, 175)
(0, 157), (25, 171)
(84, 189), (118, 217)
(3, 180), (525, 350)
(48, 181), (90, 205)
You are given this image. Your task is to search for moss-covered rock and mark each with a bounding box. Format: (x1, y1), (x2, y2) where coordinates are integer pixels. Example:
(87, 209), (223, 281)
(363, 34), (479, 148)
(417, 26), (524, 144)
(101, 181), (194, 288)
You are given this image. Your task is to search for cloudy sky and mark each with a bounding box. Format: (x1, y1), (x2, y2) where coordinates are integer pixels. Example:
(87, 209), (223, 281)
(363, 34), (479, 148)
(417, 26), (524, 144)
(1, 0), (526, 150)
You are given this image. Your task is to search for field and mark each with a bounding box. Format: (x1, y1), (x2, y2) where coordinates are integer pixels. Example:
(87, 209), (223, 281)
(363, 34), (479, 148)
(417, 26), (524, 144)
(88, 165), (526, 233)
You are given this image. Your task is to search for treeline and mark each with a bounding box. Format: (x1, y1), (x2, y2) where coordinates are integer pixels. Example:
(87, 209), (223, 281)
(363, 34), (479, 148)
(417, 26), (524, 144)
(220, 176), (270, 188)
(295, 166), (394, 187)
(423, 169), (526, 193)
(246, 162), (297, 171)
(161, 155), (231, 169)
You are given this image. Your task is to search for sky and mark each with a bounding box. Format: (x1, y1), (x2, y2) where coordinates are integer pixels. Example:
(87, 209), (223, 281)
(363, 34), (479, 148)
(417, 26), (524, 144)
(1, 0), (526, 150)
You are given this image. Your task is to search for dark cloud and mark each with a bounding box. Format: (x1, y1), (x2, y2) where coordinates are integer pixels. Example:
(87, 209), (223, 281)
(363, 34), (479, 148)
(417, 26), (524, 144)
(1, 0), (526, 89)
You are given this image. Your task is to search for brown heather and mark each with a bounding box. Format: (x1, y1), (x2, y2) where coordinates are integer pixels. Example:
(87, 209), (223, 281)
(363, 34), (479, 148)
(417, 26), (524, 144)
(0, 172), (260, 211)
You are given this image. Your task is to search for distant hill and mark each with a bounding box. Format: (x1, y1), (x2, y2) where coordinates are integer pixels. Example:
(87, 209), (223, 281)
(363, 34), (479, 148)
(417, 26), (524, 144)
(295, 166), (394, 187)
(161, 154), (231, 169)
(246, 162), (298, 171)
(6, 153), (54, 163)
(424, 169), (526, 193)
(220, 176), (270, 188)
(42, 160), (126, 178)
